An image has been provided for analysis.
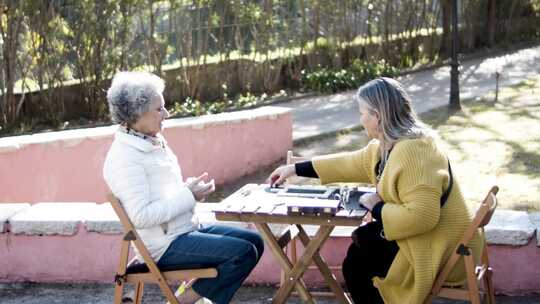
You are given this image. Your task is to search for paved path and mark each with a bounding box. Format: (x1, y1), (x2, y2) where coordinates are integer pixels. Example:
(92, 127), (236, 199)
(286, 44), (540, 141)
(2, 283), (540, 304)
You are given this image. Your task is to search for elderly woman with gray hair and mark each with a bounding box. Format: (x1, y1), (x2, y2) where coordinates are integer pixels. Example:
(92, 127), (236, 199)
(269, 77), (483, 303)
(103, 71), (264, 304)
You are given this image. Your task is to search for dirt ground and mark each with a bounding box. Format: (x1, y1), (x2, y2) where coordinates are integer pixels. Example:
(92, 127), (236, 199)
(1, 282), (540, 303)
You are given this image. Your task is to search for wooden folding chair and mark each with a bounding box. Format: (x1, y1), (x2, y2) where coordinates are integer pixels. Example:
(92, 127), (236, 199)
(424, 186), (499, 304)
(108, 194), (217, 304)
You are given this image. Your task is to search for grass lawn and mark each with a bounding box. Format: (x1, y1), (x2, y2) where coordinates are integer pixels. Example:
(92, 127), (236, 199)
(295, 76), (540, 211)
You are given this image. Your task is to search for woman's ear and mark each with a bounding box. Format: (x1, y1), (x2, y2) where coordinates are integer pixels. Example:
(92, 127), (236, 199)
(376, 115), (383, 132)
(373, 111), (381, 124)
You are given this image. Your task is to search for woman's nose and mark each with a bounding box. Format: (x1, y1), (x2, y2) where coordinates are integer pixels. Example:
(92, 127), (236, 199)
(163, 108), (170, 119)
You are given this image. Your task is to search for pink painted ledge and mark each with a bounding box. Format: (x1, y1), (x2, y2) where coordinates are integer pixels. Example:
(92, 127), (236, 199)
(0, 106), (292, 203)
(0, 224), (539, 296)
(0, 203), (539, 296)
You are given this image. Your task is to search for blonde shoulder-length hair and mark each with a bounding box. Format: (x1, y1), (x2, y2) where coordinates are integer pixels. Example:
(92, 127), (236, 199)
(356, 77), (432, 146)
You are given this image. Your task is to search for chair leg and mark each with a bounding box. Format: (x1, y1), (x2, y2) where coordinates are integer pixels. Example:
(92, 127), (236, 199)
(134, 281), (144, 304)
(464, 255), (481, 304)
(483, 268), (496, 304)
(114, 279), (125, 304)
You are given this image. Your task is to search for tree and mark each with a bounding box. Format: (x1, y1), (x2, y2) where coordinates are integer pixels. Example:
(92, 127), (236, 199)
(25, 1), (72, 126)
(440, 0), (452, 58)
(68, 0), (122, 120)
(140, 0), (169, 76)
(0, 0), (27, 127)
(486, 0), (496, 46)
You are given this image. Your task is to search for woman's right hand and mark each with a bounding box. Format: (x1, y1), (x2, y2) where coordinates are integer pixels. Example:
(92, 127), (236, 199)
(359, 192), (382, 211)
(267, 164), (296, 187)
(186, 172), (215, 201)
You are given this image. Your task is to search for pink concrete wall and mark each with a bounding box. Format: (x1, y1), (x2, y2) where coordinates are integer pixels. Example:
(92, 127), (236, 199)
(0, 224), (336, 285)
(0, 225), (120, 282)
(1, 136), (113, 204)
(2, 227), (537, 296)
(489, 242), (540, 295)
(0, 110), (292, 203)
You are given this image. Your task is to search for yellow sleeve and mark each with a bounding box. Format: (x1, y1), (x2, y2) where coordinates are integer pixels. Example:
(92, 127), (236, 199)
(312, 139), (379, 185)
(381, 143), (447, 241)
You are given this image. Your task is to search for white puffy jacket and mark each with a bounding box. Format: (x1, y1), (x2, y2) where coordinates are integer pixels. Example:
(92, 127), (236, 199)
(103, 130), (198, 261)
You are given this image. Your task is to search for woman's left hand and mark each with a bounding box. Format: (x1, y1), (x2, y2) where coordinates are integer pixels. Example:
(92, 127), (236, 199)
(359, 192), (382, 211)
(186, 173), (215, 201)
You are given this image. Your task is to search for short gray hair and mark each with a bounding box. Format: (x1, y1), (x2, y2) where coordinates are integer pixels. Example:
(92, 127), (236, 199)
(357, 77), (431, 145)
(106, 71), (165, 124)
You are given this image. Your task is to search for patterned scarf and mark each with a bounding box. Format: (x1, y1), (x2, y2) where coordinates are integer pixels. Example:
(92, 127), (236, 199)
(119, 125), (164, 148)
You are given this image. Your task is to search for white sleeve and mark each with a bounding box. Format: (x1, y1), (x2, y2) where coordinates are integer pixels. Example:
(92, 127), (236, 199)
(104, 156), (196, 229)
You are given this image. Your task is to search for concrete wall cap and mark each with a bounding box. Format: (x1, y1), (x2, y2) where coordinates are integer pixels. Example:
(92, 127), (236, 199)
(0, 126), (116, 152)
(9, 203), (96, 235)
(529, 212), (540, 247)
(485, 209), (536, 246)
(0, 107), (290, 153)
(5, 202), (253, 235)
(164, 106), (290, 129)
(84, 203), (123, 234)
(0, 203), (31, 232)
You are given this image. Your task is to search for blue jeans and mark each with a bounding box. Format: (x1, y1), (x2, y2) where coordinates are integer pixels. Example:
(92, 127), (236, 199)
(157, 225), (264, 304)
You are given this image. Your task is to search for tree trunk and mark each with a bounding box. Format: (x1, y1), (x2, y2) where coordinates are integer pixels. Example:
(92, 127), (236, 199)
(0, 0), (24, 125)
(203, 2), (211, 65)
(486, 0), (496, 46)
(440, 0), (452, 58)
(506, 1), (518, 40)
(314, 1), (320, 48)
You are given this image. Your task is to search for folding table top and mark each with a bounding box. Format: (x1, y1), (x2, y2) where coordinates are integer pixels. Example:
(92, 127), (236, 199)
(212, 184), (370, 226)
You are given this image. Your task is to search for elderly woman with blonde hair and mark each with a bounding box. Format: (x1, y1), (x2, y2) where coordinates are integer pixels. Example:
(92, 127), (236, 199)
(269, 77), (483, 303)
(103, 71), (264, 304)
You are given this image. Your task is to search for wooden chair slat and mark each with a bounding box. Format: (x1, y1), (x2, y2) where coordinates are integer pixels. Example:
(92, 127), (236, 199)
(125, 268), (218, 283)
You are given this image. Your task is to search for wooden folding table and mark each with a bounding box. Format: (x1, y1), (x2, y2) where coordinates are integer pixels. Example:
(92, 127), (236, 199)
(213, 184), (368, 304)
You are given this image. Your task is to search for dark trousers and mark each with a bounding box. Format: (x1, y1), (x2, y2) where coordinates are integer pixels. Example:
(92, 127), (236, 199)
(158, 225), (264, 304)
(342, 237), (399, 304)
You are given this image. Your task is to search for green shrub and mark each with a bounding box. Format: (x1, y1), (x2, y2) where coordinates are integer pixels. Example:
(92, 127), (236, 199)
(301, 59), (398, 93)
(171, 90), (287, 117)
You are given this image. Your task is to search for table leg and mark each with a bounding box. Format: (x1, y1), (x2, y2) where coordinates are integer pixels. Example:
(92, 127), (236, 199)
(254, 223), (315, 304)
(296, 225), (353, 304)
(272, 225), (334, 303)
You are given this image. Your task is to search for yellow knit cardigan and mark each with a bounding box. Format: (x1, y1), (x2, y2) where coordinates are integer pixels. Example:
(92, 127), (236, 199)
(312, 137), (483, 304)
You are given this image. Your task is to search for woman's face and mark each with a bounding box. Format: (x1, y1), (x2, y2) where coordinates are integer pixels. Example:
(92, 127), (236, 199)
(132, 93), (169, 136)
(359, 101), (380, 139)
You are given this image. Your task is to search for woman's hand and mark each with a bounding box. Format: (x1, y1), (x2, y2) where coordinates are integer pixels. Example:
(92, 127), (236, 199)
(267, 164), (296, 187)
(359, 192), (382, 211)
(186, 172), (215, 201)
